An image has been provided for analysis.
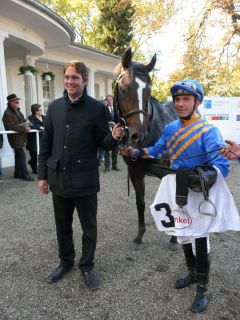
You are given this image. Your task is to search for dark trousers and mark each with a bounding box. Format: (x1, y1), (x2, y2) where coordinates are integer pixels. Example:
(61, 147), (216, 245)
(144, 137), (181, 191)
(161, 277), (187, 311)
(28, 151), (38, 173)
(52, 193), (97, 271)
(14, 148), (29, 178)
(105, 146), (118, 169)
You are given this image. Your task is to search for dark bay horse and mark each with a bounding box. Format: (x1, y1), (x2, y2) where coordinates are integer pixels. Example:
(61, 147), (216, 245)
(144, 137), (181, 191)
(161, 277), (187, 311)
(113, 48), (179, 248)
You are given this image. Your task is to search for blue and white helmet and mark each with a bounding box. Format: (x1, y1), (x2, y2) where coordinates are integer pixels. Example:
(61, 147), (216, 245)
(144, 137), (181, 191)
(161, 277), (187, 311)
(170, 79), (204, 103)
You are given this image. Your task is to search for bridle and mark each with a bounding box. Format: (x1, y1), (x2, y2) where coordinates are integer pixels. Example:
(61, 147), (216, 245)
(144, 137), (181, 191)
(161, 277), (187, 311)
(113, 69), (150, 125)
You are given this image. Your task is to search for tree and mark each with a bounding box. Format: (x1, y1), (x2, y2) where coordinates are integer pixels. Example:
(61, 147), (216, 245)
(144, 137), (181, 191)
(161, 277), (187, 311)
(165, 1), (240, 97)
(95, 0), (135, 55)
(39, 0), (98, 45)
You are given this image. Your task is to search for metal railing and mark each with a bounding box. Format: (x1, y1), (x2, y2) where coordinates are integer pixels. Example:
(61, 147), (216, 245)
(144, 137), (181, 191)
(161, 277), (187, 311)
(0, 129), (42, 155)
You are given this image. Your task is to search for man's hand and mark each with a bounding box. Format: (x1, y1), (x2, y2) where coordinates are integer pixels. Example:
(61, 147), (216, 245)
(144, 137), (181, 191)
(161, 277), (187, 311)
(120, 146), (137, 157)
(25, 126), (32, 133)
(112, 123), (123, 140)
(38, 180), (49, 194)
(221, 140), (240, 160)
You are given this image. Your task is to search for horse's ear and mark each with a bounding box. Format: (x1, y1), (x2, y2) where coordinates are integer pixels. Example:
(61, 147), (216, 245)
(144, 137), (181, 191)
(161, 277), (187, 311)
(144, 53), (157, 73)
(122, 47), (132, 69)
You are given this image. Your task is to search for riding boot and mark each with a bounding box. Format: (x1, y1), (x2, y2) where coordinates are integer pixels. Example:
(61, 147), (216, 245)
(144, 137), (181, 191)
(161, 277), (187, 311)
(191, 237), (210, 313)
(175, 243), (197, 289)
(191, 272), (209, 313)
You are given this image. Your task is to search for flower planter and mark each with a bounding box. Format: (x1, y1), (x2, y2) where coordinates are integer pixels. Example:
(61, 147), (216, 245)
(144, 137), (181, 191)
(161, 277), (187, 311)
(44, 74), (52, 81)
(41, 72), (55, 81)
(24, 70), (33, 76)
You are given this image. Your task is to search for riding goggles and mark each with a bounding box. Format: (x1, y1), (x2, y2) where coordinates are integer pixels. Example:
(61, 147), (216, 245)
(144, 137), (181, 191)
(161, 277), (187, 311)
(175, 81), (201, 94)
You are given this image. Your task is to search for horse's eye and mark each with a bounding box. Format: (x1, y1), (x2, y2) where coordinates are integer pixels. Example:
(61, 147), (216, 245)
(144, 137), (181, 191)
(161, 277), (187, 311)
(119, 86), (127, 94)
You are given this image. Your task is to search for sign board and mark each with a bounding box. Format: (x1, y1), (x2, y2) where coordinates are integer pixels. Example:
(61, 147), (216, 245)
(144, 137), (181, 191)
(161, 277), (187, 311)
(199, 97), (240, 143)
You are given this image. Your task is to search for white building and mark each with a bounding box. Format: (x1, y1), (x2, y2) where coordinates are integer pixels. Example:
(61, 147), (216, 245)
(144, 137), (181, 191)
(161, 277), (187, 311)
(0, 0), (120, 167)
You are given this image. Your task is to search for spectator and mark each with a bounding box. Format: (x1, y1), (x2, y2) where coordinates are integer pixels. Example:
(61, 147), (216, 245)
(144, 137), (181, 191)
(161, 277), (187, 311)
(27, 104), (45, 174)
(104, 94), (120, 172)
(0, 130), (3, 182)
(2, 94), (34, 181)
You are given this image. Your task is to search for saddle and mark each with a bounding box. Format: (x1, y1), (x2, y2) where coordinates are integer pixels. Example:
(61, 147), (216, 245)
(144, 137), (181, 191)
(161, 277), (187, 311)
(175, 165), (217, 206)
(149, 163), (218, 216)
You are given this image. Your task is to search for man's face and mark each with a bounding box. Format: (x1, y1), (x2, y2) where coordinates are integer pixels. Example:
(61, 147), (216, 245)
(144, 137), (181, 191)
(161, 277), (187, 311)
(10, 100), (20, 109)
(106, 96), (113, 107)
(174, 95), (198, 118)
(64, 66), (87, 99)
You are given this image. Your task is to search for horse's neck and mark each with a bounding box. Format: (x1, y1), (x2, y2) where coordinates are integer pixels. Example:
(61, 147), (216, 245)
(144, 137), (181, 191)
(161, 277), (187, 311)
(146, 97), (177, 146)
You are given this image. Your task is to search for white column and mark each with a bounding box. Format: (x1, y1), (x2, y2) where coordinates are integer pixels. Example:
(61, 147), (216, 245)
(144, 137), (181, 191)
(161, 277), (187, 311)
(0, 32), (14, 167)
(107, 78), (113, 95)
(0, 32), (8, 122)
(24, 55), (38, 116)
(88, 68), (95, 98)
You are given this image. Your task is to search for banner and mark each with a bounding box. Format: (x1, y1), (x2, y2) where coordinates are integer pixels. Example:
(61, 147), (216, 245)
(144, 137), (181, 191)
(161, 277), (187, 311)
(199, 97), (240, 143)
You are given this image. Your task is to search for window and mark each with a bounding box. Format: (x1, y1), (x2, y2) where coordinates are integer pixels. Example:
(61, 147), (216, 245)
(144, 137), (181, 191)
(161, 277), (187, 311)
(42, 80), (54, 114)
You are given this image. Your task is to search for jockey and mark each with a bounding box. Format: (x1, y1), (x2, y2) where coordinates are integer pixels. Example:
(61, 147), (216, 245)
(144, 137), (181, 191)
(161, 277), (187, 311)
(121, 78), (240, 313)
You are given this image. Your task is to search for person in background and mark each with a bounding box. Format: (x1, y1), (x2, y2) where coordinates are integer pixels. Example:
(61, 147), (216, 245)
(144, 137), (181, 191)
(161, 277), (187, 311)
(221, 140), (240, 160)
(38, 61), (123, 289)
(104, 94), (120, 172)
(2, 94), (34, 181)
(0, 130), (3, 182)
(97, 98), (107, 163)
(27, 104), (45, 174)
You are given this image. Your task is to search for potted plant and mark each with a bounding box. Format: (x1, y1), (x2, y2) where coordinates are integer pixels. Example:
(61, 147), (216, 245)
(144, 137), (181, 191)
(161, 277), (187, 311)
(41, 71), (55, 81)
(18, 65), (38, 75)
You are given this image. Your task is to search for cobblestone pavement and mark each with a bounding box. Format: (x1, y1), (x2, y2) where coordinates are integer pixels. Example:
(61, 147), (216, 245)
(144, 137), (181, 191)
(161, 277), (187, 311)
(1, 158), (240, 320)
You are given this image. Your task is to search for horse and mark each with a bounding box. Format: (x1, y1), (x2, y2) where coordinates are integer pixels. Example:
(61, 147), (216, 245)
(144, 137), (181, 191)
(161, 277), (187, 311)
(113, 47), (179, 249)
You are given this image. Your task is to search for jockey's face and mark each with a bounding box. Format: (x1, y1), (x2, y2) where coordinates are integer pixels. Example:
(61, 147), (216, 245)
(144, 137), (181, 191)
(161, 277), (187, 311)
(174, 95), (199, 118)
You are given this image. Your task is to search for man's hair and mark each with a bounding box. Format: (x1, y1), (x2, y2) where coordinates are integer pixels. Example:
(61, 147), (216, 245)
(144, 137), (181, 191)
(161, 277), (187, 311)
(31, 103), (41, 115)
(106, 94), (113, 99)
(64, 61), (88, 82)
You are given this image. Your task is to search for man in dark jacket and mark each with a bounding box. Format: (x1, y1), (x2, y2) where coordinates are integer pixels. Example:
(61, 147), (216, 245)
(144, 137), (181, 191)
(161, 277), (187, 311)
(38, 61), (123, 289)
(2, 94), (34, 181)
(104, 94), (120, 172)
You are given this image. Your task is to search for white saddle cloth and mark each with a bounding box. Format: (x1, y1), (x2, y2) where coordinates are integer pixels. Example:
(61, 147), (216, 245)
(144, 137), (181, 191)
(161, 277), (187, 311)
(150, 168), (240, 237)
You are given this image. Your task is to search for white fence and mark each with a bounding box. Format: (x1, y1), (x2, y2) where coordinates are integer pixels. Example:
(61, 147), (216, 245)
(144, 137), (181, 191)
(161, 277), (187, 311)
(0, 129), (41, 168)
(0, 129), (41, 155)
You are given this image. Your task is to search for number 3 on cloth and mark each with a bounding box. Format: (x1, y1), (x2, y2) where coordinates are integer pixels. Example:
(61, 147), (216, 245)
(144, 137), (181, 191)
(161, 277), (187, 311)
(154, 203), (175, 228)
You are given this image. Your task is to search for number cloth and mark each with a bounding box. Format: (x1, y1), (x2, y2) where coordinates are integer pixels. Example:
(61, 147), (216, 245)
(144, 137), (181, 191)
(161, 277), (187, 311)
(150, 168), (240, 237)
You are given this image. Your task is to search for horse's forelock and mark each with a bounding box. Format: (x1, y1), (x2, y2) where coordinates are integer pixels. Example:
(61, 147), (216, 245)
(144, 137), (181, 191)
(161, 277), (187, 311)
(133, 63), (152, 84)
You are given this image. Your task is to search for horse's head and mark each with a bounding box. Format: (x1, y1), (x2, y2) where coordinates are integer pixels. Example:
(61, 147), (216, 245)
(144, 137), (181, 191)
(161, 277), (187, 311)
(114, 47), (156, 148)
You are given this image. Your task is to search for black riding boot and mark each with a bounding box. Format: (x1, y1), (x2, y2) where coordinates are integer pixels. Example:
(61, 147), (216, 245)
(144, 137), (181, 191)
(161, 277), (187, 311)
(175, 243), (197, 289)
(191, 237), (210, 313)
(191, 273), (208, 313)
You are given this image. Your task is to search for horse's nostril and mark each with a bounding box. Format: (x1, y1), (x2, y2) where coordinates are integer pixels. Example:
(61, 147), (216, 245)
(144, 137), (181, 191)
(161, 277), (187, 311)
(131, 133), (139, 142)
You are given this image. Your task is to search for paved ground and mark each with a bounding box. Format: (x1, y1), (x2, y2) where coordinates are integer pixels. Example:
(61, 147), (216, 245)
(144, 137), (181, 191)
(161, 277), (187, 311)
(1, 158), (240, 320)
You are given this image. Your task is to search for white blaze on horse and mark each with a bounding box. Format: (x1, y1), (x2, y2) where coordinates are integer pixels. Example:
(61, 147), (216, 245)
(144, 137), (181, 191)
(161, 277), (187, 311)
(113, 47), (178, 248)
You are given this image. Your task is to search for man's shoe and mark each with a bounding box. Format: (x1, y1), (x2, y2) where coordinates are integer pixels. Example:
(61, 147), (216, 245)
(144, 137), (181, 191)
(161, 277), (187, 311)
(81, 270), (98, 289)
(47, 264), (74, 283)
(21, 175), (35, 181)
(112, 166), (120, 171)
(104, 167), (109, 172)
